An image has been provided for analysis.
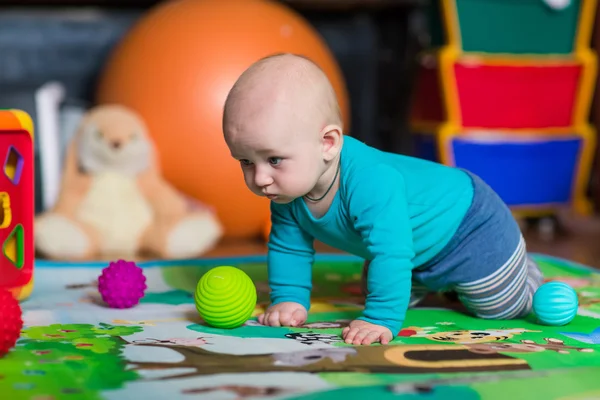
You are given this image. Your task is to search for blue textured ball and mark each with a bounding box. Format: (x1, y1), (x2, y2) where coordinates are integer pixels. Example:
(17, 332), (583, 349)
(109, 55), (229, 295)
(532, 281), (578, 326)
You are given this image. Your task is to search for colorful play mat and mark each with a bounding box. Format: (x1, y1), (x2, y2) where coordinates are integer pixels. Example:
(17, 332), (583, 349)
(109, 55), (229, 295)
(2, 253), (600, 399)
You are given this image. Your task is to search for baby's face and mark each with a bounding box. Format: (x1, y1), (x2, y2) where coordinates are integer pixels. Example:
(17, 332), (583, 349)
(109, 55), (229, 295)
(224, 108), (324, 204)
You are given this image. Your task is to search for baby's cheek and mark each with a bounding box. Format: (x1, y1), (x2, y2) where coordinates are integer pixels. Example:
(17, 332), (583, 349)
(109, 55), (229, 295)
(240, 169), (252, 182)
(241, 171), (257, 191)
(281, 175), (302, 192)
(299, 173), (316, 191)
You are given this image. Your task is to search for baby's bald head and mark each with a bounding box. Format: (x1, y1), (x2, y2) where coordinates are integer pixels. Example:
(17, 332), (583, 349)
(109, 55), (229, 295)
(222, 53), (343, 139)
(222, 54), (345, 203)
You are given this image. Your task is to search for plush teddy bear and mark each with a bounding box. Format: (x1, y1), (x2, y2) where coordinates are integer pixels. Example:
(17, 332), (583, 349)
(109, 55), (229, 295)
(35, 104), (223, 261)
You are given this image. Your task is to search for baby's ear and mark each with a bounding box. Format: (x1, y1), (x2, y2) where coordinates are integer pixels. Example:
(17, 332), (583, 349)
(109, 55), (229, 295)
(321, 124), (343, 161)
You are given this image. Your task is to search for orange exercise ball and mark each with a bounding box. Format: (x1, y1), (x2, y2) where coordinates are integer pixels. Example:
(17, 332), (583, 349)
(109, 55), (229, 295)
(96, 0), (350, 239)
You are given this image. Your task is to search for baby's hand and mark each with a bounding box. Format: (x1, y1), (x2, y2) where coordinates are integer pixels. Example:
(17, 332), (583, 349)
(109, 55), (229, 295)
(342, 319), (393, 345)
(258, 302), (307, 327)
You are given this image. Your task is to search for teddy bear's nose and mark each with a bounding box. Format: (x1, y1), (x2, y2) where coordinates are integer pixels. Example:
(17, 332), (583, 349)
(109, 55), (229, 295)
(111, 141), (122, 149)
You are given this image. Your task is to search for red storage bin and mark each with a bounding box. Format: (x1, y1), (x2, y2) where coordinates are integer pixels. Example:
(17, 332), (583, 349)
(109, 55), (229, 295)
(410, 51), (597, 130)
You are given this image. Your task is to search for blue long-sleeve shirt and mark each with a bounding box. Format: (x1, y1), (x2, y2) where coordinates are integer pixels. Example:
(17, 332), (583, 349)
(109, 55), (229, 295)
(267, 136), (474, 335)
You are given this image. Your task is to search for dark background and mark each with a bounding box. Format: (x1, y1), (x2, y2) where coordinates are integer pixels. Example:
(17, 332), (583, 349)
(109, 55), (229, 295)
(1, 0), (600, 214)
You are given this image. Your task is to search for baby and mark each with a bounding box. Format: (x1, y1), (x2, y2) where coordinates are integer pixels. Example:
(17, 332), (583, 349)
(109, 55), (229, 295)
(222, 53), (544, 346)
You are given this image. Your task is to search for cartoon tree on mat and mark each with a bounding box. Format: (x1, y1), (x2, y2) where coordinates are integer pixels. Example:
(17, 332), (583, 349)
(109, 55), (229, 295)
(126, 342), (531, 380)
(0, 323), (142, 399)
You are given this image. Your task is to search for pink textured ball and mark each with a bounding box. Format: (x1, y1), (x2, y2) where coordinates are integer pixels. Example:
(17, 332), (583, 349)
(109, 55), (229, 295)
(98, 259), (147, 308)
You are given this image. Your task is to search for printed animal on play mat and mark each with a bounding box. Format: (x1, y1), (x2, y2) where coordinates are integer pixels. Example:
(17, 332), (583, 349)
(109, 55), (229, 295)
(284, 332), (343, 346)
(281, 320), (352, 345)
(34, 104), (222, 261)
(401, 327), (540, 344)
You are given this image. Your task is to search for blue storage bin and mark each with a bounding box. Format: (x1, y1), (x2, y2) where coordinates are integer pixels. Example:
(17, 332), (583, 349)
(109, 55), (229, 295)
(452, 135), (581, 206)
(412, 129), (594, 212)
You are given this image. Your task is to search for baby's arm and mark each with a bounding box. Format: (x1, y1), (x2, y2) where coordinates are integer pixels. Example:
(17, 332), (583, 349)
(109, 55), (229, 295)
(346, 165), (415, 342)
(263, 201), (315, 325)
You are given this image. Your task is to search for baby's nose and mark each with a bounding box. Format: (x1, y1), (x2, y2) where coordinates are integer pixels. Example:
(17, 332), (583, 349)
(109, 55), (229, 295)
(254, 170), (273, 187)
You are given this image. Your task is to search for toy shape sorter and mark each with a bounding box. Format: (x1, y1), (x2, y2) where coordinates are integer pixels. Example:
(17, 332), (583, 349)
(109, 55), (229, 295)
(409, 0), (598, 217)
(0, 110), (35, 300)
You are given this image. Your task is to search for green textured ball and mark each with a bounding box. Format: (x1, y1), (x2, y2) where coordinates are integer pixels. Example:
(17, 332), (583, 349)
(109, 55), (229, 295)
(194, 266), (257, 329)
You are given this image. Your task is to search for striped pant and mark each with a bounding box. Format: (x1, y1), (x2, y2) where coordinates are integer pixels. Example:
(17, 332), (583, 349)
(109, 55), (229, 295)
(453, 235), (544, 319)
(362, 236), (544, 319)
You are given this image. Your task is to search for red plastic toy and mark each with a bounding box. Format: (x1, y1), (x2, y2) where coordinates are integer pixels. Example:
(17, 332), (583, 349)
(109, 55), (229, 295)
(0, 110), (34, 301)
(0, 288), (23, 356)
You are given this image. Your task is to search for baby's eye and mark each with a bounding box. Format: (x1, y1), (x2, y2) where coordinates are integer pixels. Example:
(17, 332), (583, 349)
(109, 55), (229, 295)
(240, 159), (252, 166)
(268, 157), (282, 166)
